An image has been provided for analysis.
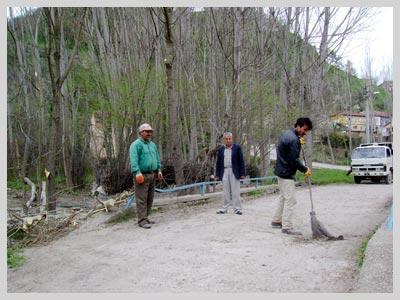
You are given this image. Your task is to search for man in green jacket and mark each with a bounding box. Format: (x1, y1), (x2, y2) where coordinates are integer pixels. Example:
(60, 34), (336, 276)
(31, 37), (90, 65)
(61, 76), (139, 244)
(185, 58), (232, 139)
(130, 123), (163, 229)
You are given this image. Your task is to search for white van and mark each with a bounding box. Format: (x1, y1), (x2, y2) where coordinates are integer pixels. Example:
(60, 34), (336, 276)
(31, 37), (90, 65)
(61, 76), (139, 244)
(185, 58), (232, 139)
(351, 143), (393, 184)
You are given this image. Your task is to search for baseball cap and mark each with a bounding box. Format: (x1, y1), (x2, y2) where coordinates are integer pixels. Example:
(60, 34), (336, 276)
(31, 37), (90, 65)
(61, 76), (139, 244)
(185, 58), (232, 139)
(138, 123), (153, 132)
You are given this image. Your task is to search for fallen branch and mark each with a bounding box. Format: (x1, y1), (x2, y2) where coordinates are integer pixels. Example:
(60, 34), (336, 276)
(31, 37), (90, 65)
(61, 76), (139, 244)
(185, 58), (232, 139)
(84, 191), (132, 219)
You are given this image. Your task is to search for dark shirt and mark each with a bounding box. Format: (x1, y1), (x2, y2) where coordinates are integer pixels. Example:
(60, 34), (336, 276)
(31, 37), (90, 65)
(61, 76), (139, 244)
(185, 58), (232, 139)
(274, 128), (307, 179)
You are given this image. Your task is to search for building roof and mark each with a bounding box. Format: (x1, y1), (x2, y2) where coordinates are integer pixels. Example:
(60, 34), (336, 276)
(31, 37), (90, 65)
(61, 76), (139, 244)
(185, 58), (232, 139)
(331, 111), (392, 118)
(330, 111), (363, 117)
(373, 111), (392, 117)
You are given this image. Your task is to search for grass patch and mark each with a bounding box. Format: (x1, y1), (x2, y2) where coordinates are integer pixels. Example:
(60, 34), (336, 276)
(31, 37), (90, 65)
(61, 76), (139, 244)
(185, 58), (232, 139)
(7, 174), (68, 191)
(106, 208), (136, 224)
(248, 189), (265, 197)
(8, 228), (27, 241)
(7, 246), (26, 269)
(357, 225), (379, 268)
(295, 168), (354, 185)
(7, 177), (26, 190)
(83, 172), (95, 186)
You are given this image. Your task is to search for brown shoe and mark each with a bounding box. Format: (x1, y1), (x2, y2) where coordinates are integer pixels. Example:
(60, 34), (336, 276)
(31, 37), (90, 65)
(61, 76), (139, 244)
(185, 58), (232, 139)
(139, 221), (151, 229)
(271, 221), (282, 228)
(281, 228), (302, 235)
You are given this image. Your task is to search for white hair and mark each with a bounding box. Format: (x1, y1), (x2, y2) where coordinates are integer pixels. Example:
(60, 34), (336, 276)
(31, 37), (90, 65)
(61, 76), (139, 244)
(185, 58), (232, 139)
(223, 132), (232, 138)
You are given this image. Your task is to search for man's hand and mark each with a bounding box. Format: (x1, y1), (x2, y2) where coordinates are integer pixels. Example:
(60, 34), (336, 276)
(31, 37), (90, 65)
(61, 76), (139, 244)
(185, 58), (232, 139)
(157, 172), (163, 180)
(305, 168), (312, 177)
(136, 174), (145, 184)
(240, 176), (245, 179)
(299, 137), (305, 145)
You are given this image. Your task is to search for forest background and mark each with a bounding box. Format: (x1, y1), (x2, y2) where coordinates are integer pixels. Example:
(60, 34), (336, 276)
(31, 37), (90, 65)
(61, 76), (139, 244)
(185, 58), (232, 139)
(7, 7), (393, 209)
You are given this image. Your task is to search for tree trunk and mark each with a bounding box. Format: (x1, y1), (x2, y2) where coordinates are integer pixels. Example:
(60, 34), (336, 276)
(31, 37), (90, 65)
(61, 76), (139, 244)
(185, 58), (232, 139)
(279, 8), (292, 112)
(231, 8), (244, 141)
(60, 20), (74, 189)
(40, 181), (47, 213)
(163, 7), (184, 185)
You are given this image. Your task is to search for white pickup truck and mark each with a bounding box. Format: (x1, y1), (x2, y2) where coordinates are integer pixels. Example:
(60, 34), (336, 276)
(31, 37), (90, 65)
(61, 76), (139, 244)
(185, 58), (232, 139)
(350, 142), (393, 184)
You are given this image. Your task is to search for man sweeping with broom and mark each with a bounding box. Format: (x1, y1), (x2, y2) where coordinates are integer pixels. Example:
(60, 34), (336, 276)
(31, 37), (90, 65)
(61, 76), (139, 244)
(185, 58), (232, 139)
(271, 117), (312, 235)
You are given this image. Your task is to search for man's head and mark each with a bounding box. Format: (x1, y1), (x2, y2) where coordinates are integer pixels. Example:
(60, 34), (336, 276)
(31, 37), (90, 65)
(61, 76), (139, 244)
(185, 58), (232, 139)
(294, 117), (312, 137)
(138, 123), (153, 140)
(223, 132), (233, 148)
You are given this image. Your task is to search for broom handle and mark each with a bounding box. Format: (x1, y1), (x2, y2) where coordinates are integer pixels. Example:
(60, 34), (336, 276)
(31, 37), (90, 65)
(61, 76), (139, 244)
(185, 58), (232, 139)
(301, 146), (314, 212)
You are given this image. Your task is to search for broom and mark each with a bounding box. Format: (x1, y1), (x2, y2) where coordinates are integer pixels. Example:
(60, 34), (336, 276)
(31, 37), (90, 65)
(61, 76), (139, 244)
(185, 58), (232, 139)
(301, 146), (344, 240)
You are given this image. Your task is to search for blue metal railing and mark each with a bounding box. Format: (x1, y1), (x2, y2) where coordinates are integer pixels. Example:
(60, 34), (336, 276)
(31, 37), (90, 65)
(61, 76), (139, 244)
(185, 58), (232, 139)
(125, 176), (277, 208)
(386, 204), (393, 230)
(155, 176), (277, 196)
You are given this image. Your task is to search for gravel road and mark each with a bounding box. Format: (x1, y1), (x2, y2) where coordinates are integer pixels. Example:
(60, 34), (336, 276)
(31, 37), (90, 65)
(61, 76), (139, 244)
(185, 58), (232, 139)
(8, 184), (392, 292)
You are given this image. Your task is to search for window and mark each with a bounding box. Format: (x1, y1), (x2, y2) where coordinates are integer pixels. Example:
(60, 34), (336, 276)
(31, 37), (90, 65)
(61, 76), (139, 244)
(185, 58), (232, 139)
(352, 147), (386, 159)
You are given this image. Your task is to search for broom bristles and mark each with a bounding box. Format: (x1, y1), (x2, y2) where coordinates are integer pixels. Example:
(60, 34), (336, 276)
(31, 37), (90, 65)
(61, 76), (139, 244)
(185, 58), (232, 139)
(310, 211), (334, 239)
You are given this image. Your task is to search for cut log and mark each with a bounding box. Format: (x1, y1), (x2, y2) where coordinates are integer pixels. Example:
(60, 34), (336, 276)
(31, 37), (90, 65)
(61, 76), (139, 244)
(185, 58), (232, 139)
(22, 213), (46, 231)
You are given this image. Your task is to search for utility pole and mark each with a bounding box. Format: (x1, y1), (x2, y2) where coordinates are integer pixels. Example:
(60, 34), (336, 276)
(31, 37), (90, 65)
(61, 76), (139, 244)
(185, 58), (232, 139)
(346, 61), (353, 159)
(364, 80), (380, 143)
(364, 84), (371, 143)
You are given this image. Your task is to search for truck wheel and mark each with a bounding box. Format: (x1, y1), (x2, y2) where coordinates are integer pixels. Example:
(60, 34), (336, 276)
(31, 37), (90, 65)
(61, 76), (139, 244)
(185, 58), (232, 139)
(354, 176), (361, 184)
(385, 173), (392, 184)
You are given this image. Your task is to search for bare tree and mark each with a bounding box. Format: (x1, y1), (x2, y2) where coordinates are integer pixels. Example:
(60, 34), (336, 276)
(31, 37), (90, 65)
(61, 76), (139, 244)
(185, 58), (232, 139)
(162, 7), (184, 184)
(43, 7), (87, 210)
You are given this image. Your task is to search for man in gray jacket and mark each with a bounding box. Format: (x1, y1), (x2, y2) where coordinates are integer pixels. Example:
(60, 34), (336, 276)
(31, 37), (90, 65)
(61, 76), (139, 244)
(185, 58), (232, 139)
(271, 117), (312, 235)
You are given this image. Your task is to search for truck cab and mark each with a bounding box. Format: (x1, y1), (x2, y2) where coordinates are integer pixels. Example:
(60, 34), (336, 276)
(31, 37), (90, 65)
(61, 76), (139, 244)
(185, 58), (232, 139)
(351, 142), (393, 184)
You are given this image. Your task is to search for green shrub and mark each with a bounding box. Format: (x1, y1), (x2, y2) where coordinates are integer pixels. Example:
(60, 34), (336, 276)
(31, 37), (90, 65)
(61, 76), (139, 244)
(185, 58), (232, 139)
(7, 246), (26, 269)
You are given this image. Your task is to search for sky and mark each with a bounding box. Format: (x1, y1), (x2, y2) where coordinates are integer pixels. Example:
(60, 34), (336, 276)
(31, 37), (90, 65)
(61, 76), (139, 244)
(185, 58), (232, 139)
(339, 7), (393, 83)
(7, 6), (393, 83)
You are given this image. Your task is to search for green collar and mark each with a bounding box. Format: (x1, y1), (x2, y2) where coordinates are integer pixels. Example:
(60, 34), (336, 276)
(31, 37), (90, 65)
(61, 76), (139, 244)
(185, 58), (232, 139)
(140, 137), (151, 144)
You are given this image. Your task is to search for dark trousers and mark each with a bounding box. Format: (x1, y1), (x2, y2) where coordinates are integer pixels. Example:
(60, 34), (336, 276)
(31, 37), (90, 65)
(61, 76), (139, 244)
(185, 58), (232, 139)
(135, 173), (156, 224)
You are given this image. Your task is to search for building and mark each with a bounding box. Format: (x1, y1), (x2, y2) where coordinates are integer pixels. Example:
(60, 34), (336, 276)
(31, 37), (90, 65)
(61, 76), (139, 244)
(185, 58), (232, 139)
(330, 111), (392, 141)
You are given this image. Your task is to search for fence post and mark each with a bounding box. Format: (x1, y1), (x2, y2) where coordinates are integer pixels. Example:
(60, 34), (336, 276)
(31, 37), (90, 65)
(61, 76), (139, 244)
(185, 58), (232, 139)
(200, 184), (205, 196)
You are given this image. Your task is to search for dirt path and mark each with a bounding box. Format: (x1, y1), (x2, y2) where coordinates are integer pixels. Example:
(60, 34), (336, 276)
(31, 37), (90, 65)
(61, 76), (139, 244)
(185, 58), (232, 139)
(313, 162), (349, 170)
(8, 184), (392, 292)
